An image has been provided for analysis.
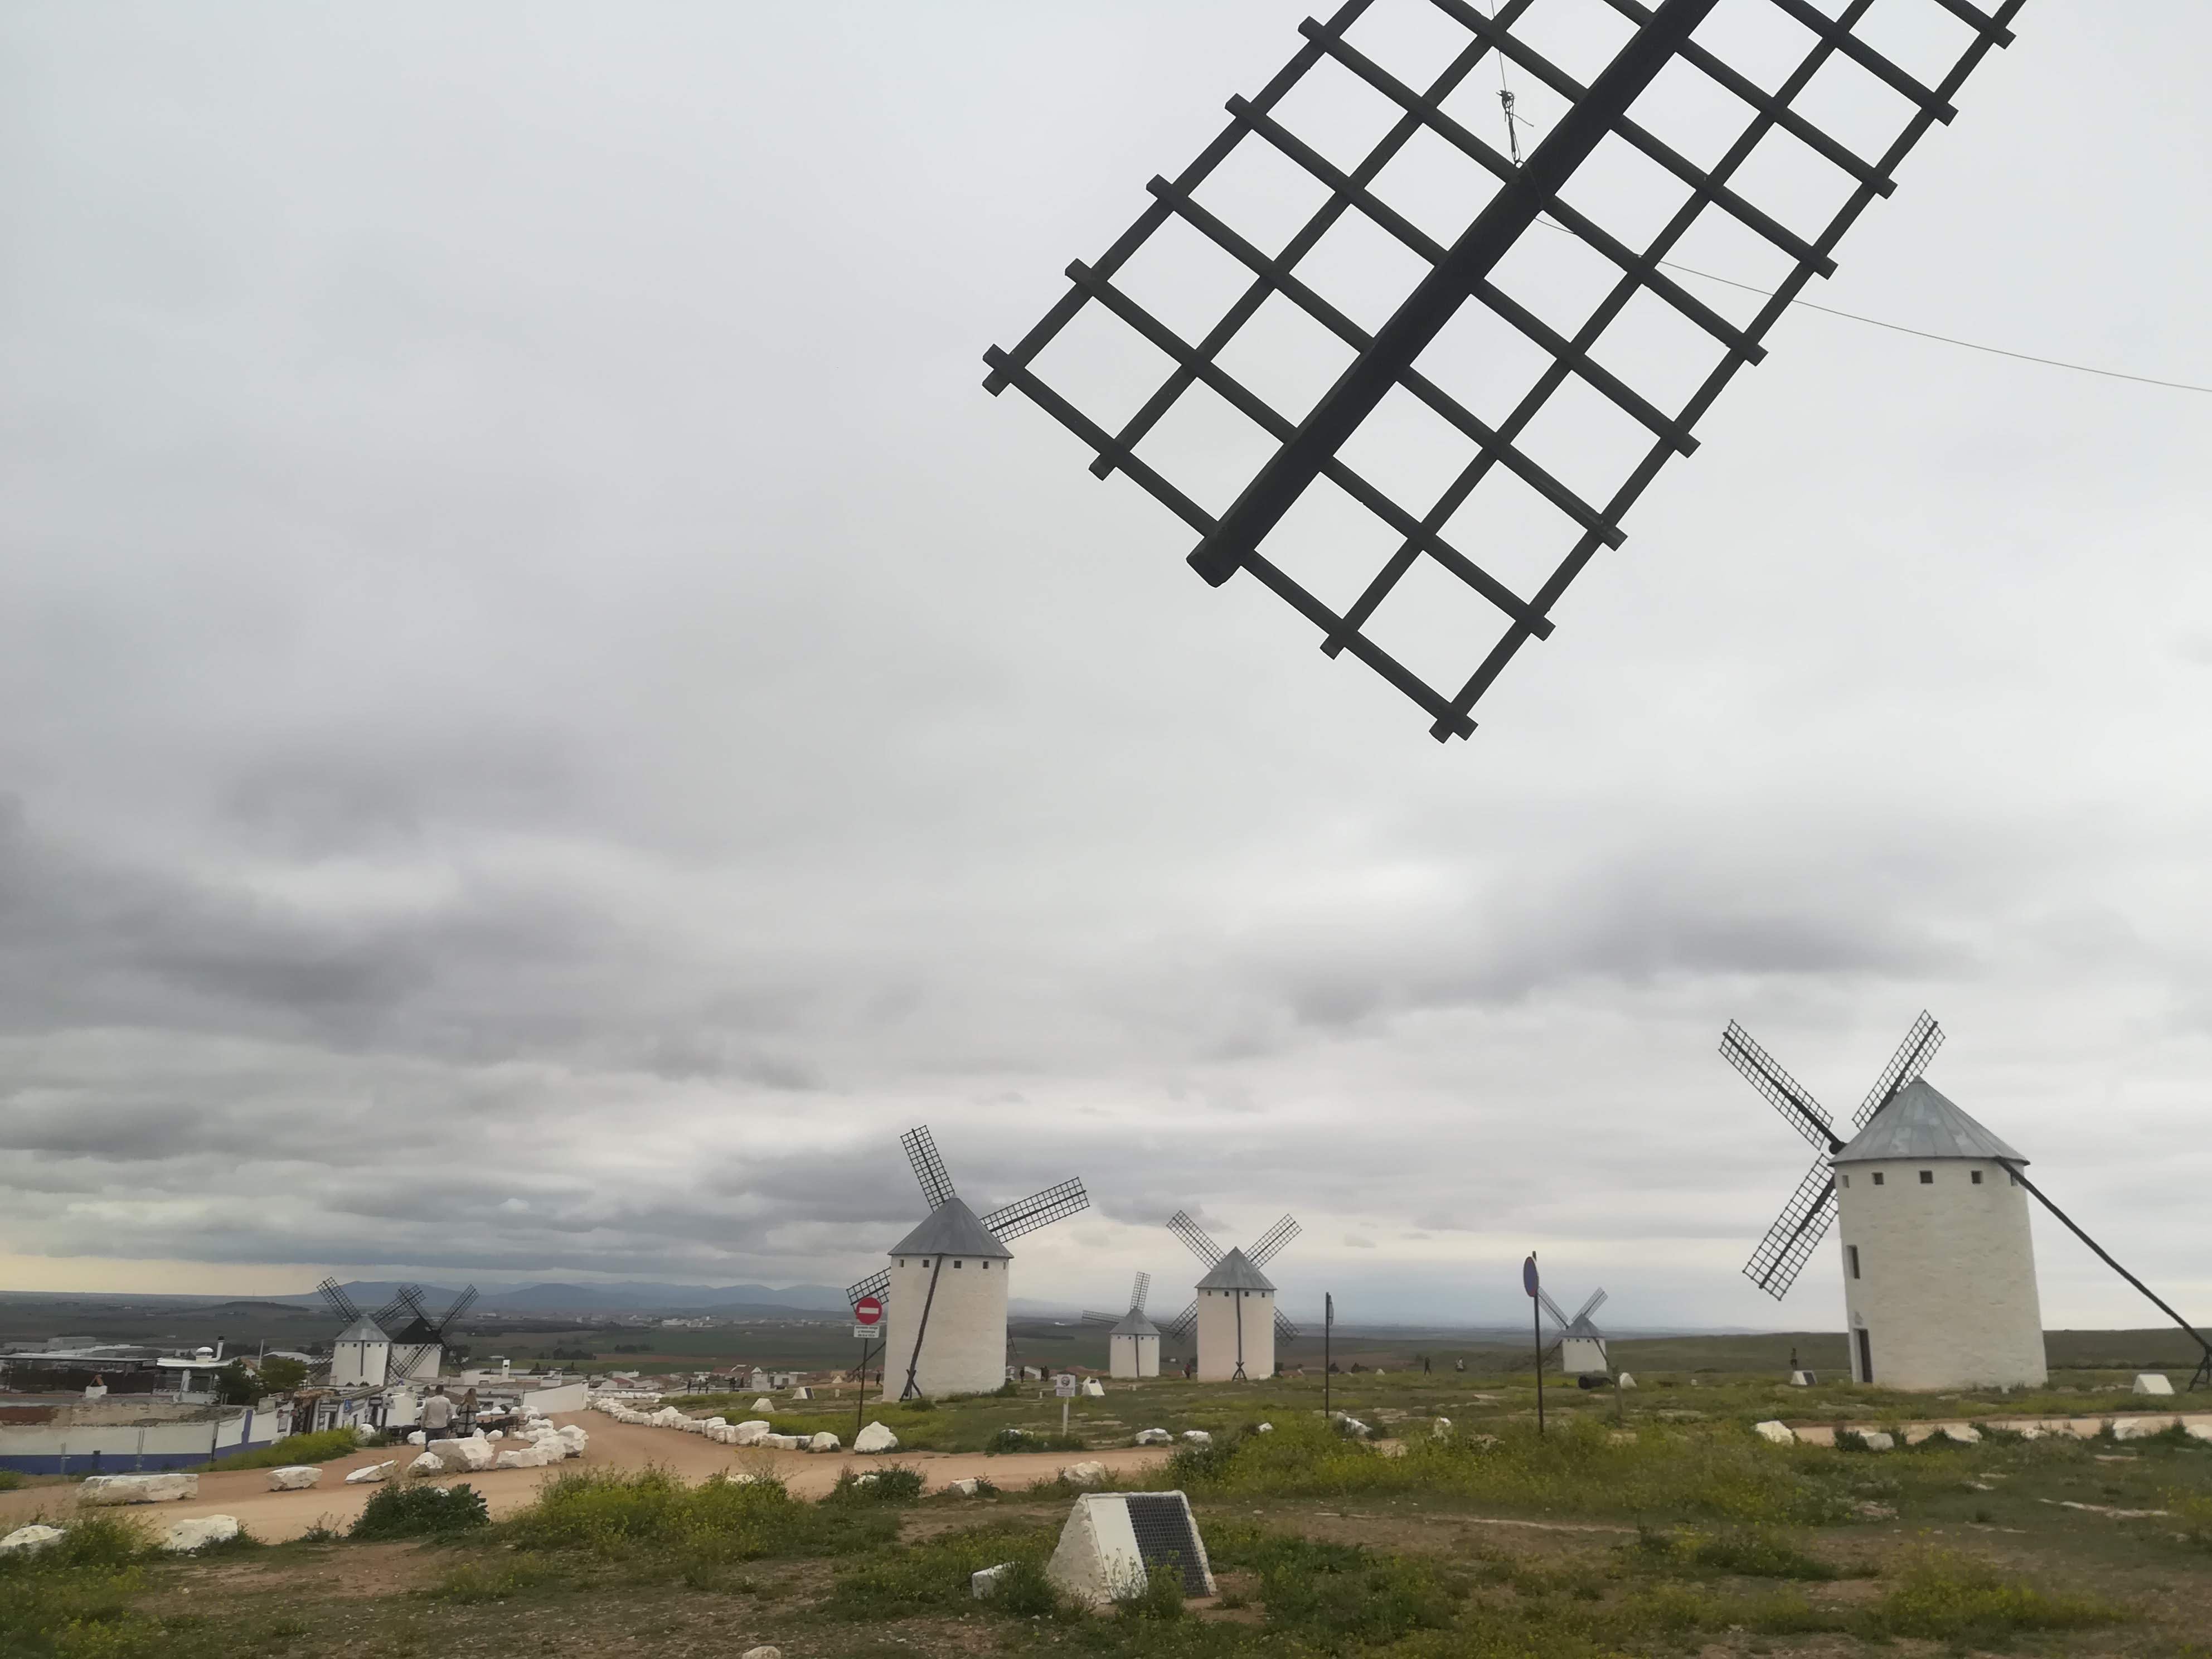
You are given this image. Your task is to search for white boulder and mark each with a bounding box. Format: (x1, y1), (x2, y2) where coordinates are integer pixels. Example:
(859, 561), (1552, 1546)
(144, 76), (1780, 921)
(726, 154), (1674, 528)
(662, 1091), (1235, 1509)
(557, 1425), (588, 1455)
(161, 1515), (240, 1552)
(949, 1477), (981, 1496)
(494, 1448), (549, 1470)
(972, 1562), (1017, 1598)
(1060, 1461), (1107, 1487)
(409, 1452), (446, 1476)
(1180, 1429), (1212, 1445)
(431, 1435), (497, 1472)
(732, 1421), (773, 1447)
(78, 1473), (198, 1506)
(0, 1525), (66, 1554)
(1334, 1418), (1371, 1439)
(266, 1466), (322, 1491)
(2133, 1374), (2176, 1396)
(2113, 1418), (2174, 1441)
(345, 1461), (397, 1485)
(808, 1432), (841, 1453)
(741, 1648), (782, 1659)
(1941, 1424), (1982, 1445)
(1133, 1428), (1171, 1445)
(1255, 1422), (1274, 1434)
(1753, 1420), (1796, 1445)
(1432, 1418), (1452, 1437)
(1617, 1372), (1636, 1389)
(1851, 1431), (1895, 1452)
(408, 1432), (427, 1446)
(853, 1421), (899, 1454)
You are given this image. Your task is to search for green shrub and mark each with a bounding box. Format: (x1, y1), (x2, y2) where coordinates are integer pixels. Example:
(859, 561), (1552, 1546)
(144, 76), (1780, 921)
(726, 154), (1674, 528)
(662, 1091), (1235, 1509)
(0, 1514), (159, 1659)
(1864, 1552), (2124, 1641)
(427, 1557), (562, 1603)
(1629, 1525), (1842, 1580)
(1115, 1563), (1188, 1622)
(207, 1427), (360, 1472)
(826, 1521), (1061, 1621)
(0, 1471), (23, 1492)
(828, 1464), (925, 1505)
(505, 1467), (894, 1575)
(350, 1482), (491, 1541)
(1206, 1523), (1461, 1646)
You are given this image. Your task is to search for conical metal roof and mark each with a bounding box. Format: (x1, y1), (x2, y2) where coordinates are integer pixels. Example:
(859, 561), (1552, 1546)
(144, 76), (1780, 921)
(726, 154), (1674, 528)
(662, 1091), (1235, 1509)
(1196, 1246), (1275, 1292)
(1110, 1308), (1160, 1337)
(1831, 1079), (2026, 1166)
(889, 1195), (1013, 1259)
(336, 1317), (389, 1345)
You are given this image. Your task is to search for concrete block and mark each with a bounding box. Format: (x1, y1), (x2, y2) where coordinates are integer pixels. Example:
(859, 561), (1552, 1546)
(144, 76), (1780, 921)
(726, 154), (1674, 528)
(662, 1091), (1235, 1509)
(1081, 1378), (1105, 1398)
(1752, 1420), (1796, 1445)
(2132, 1374), (2175, 1396)
(972, 1562), (1016, 1598)
(1046, 1491), (1215, 1610)
(752, 1398), (774, 1411)
(266, 1466), (322, 1491)
(0, 1525), (66, 1554)
(1789, 1371), (1817, 1386)
(854, 1421), (899, 1454)
(79, 1473), (198, 1506)
(161, 1515), (240, 1552)
(345, 1461), (397, 1485)
(791, 1387), (809, 1400)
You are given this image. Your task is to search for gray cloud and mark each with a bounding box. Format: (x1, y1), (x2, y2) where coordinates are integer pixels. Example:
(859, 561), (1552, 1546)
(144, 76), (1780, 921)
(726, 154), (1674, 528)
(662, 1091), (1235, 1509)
(0, 0), (2207, 1329)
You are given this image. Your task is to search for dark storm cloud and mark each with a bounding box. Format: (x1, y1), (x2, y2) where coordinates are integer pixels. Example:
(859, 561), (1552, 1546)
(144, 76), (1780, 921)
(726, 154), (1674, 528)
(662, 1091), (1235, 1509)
(0, 1), (2206, 1325)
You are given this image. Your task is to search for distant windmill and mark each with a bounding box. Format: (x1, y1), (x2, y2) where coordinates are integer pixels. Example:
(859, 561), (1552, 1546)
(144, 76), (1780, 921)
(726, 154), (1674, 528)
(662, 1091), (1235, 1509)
(318, 1278), (393, 1389)
(1539, 1286), (1609, 1377)
(845, 1125), (1089, 1400)
(1083, 1272), (1161, 1380)
(1162, 1212), (1300, 1382)
(1725, 1011), (2212, 1392)
(384, 1284), (479, 1382)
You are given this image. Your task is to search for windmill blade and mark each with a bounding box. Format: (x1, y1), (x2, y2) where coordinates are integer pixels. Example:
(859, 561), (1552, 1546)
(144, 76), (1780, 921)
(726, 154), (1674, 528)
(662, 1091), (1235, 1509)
(845, 1268), (891, 1310)
(1721, 1021), (1840, 1152)
(1537, 1287), (1572, 1330)
(1163, 1299), (1199, 1340)
(1131, 1270), (1151, 1314)
(1247, 1214), (1302, 1268)
(900, 1124), (958, 1211)
(437, 1285), (481, 1332)
(1080, 1309), (1122, 1327)
(1573, 1288), (1608, 1327)
(982, 1177), (1089, 1242)
(370, 1284), (415, 1328)
(392, 1283), (431, 1326)
(316, 1277), (362, 1324)
(1854, 1011), (1944, 1128)
(1742, 1154), (1839, 1301)
(1167, 1210), (1223, 1266)
(1272, 1308), (1301, 1342)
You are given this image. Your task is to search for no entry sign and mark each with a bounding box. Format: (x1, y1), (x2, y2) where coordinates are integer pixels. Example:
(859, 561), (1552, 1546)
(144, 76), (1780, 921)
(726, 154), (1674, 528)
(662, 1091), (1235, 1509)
(1522, 1255), (1539, 1298)
(853, 1296), (883, 1326)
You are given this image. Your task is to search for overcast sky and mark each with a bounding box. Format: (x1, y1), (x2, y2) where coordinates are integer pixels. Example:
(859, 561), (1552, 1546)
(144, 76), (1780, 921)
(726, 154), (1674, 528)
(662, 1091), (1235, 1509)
(2, 1), (2206, 1331)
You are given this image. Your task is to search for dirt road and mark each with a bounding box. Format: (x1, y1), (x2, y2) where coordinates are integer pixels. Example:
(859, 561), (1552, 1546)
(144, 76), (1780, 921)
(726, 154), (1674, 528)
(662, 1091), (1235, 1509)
(0, 1414), (1175, 1543)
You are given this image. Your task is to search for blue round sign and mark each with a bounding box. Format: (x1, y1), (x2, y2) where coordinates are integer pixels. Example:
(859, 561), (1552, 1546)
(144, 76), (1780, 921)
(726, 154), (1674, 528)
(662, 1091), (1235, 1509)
(1521, 1254), (1539, 1298)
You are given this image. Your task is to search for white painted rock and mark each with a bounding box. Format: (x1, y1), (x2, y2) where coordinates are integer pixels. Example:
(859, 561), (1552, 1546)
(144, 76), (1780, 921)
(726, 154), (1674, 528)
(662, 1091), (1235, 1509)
(808, 1432), (841, 1453)
(266, 1466), (322, 1491)
(853, 1421), (899, 1454)
(1854, 1431), (1895, 1452)
(161, 1515), (240, 1552)
(733, 1421), (772, 1446)
(433, 1435), (497, 1472)
(1180, 1430), (1211, 1445)
(1081, 1378), (1105, 1398)
(1432, 1418), (1452, 1437)
(1255, 1422), (1274, 1434)
(1334, 1418), (1371, 1439)
(409, 1452), (446, 1476)
(703, 1418), (727, 1429)
(1134, 1428), (1171, 1445)
(0, 1525), (66, 1554)
(557, 1425), (588, 1454)
(494, 1448), (548, 1469)
(1753, 1420), (1796, 1445)
(1939, 1424), (1982, 1445)
(2133, 1374), (2175, 1396)
(972, 1562), (1016, 1598)
(79, 1473), (198, 1506)
(1617, 1372), (1636, 1389)
(2113, 1418), (2174, 1441)
(949, 1477), (981, 1496)
(1060, 1461), (1107, 1487)
(753, 1398), (774, 1411)
(346, 1461), (397, 1485)
(741, 1647), (782, 1659)
(408, 1432), (427, 1446)
(2017, 1427), (2047, 1440)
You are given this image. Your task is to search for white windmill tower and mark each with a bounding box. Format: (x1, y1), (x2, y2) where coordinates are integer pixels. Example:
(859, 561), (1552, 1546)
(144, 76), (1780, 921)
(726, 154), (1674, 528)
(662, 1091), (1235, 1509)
(1725, 1013), (2053, 1391)
(1162, 1212), (1301, 1382)
(320, 1278), (393, 1389)
(385, 1284), (479, 1382)
(1083, 1273), (1161, 1379)
(1539, 1286), (1609, 1377)
(845, 1126), (1089, 1400)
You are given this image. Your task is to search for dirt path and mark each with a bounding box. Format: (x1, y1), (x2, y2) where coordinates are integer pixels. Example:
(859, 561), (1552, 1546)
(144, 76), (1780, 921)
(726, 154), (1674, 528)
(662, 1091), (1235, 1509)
(0, 1413), (1175, 1543)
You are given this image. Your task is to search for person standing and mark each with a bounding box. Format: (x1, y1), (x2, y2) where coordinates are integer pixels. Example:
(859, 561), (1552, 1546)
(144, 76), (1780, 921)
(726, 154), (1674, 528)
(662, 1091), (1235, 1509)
(420, 1385), (455, 1441)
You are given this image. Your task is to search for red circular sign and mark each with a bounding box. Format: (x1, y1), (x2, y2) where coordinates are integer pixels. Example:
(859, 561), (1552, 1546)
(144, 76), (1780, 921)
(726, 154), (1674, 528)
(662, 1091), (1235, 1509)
(853, 1296), (884, 1325)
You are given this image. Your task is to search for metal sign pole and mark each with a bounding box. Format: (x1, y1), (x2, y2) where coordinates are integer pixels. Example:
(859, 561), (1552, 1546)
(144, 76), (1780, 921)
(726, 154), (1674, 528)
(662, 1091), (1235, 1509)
(853, 1338), (875, 1443)
(1524, 1253), (1544, 1436)
(1322, 1292), (1333, 1421)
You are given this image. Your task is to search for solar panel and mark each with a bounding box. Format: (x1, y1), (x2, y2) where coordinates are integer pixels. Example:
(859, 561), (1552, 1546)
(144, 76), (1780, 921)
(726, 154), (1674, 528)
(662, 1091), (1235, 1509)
(1124, 1493), (1217, 1598)
(987, 0), (2024, 741)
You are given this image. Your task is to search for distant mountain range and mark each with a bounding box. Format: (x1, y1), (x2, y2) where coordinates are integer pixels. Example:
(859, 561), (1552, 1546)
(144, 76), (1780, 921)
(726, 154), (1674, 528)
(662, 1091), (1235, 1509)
(276, 1281), (853, 1316)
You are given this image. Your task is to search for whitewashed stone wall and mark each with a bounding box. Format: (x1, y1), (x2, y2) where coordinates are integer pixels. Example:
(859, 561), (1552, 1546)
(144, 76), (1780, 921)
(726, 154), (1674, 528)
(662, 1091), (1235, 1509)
(881, 1248), (1008, 1399)
(1195, 1288), (1274, 1382)
(1108, 1331), (1160, 1379)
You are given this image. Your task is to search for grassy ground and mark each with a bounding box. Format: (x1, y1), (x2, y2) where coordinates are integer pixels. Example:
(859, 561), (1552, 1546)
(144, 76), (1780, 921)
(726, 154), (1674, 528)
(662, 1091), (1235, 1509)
(7, 1364), (2211, 1658)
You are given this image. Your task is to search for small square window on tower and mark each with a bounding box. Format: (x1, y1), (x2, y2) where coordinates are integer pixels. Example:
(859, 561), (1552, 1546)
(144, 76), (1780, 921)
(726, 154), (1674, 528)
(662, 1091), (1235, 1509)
(1872, 1173), (1884, 1186)
(1919, 1170), (1934, 1185)
(1972, 1170), (1983, 1185)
